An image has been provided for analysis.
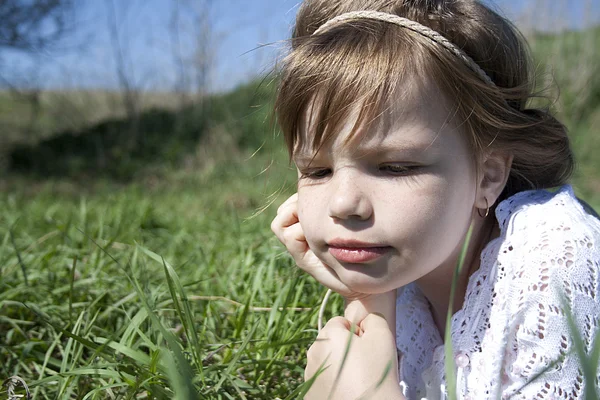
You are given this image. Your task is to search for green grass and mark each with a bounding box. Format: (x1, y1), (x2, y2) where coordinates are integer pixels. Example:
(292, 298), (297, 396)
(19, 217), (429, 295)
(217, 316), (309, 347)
(527, 25), (600, 207)
(3, 141), (600, 399)
(530, 26), (600, 125)
(1, 150), (354, 399)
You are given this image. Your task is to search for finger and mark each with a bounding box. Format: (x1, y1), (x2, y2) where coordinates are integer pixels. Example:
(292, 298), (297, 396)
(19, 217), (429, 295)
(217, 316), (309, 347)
(271, 200), (299, 233)
(274, 201), (298, 225)
(276, 197), (298, 219)
(282, 222), (309, 254)
(276, 193), (298, 214)
(359, 313), (393, 337)
(271, 207), (299, 240)
(314, 317), (350, 340)
(319, 316), (363, 336)
(322, 316), (351, 331)
(344, 300), (370, 329)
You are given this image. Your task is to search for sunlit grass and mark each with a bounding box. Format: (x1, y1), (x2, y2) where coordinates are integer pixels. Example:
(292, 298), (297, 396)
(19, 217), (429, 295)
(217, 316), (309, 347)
(0, 154), (336, 399)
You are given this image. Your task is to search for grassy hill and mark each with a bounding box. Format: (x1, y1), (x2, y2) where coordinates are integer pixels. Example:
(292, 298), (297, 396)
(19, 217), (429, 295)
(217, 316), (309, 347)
(3, 79), (278, 180)
(0, 90), (185, 145)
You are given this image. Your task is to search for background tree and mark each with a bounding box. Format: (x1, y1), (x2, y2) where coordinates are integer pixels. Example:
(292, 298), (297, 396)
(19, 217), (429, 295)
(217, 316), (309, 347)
(0, 0), (75, 148)
(0, 0), (74, 52)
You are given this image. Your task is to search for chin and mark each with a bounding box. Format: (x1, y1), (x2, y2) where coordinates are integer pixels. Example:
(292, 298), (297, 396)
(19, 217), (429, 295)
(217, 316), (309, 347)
(342, 274), (394, 295)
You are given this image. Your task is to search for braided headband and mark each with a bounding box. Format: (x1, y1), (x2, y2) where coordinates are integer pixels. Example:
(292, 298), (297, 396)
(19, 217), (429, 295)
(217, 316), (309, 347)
(313, 11), (495, 87)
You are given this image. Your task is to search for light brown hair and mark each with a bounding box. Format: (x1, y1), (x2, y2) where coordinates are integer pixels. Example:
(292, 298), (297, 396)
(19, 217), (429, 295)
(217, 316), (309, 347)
(274, 0), (574, 200)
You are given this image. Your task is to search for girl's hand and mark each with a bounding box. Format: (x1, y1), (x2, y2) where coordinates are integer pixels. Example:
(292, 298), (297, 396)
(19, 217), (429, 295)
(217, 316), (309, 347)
(304, 313), (404, 400)
(271, 193), (366, 300)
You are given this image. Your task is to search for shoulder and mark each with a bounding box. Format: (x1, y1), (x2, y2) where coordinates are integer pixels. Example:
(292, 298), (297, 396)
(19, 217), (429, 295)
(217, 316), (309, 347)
(496, 185), (600, 240)
(495, 186), (600, 300)
(488, 186), (600, 398)
(495, 186), (600, 343)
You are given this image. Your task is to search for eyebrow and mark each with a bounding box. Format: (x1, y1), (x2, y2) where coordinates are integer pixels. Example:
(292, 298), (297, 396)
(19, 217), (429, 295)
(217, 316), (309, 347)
(361, 139), (438, 154)
(292, 153), (321, 166)
(293, 139), (438, 165)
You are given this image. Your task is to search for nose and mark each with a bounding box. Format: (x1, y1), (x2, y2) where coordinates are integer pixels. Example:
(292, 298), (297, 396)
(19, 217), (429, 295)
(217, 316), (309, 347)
(327, 170), (373, 221)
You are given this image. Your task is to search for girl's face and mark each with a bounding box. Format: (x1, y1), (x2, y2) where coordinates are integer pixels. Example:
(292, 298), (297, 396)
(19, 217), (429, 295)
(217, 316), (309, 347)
(295, 82), (479, 294)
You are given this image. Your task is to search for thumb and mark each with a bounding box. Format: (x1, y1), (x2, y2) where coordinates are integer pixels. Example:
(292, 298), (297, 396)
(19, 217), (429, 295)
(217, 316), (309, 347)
(359, 313), (392, 336)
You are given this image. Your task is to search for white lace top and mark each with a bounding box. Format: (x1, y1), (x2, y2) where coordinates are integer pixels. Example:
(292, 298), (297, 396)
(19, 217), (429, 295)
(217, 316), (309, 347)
(395, 185), (600, 400)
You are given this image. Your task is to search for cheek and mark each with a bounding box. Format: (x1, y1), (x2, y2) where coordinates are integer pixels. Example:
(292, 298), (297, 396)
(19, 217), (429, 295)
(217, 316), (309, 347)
(418, 177), (476, 256)
(428, 169), (476, 226)
(297, 189), (322, 237)
(382, 174), (475, 255)
(296, 189), (309, 222)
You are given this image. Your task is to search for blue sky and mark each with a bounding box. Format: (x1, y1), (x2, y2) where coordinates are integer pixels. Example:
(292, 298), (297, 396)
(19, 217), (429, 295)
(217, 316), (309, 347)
(2, 0), (598, 92)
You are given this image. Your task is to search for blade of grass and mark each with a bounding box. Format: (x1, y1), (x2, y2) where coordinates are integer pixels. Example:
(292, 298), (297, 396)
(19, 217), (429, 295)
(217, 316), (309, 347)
(559, 291), (598, 400)
(356, 359), (395, 400)
(140, 246), (204, 383)
(327, 326), (356, 399)
(9, 224), (28, 286)
(212, 322), (259, 393)
(444, 224), (473, 400)
(69, 256), (77, 325)
(284, 359), (331, 400)
(129, 274), (200, 400)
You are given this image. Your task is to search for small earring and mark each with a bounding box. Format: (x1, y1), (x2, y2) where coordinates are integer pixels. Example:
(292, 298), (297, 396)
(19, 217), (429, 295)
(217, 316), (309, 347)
(478, 197), (490, 218)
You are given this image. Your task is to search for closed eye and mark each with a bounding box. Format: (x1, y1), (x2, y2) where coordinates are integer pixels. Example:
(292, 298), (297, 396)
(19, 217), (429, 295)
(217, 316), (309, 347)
(378, 164), (420, 175)
(300, 168), (332, 179)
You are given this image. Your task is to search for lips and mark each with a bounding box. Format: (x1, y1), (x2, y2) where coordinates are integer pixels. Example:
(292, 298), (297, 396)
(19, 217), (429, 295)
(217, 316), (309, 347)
(327, 239), (391, 263)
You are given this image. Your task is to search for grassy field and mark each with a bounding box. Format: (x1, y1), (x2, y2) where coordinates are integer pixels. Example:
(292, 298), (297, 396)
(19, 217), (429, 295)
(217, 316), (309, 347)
(1, 24), (600, 399)
(1, 149), (341, 399)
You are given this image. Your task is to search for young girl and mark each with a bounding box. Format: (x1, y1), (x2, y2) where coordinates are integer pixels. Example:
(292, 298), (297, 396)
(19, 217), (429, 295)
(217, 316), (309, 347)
(271, 0), (600, 399)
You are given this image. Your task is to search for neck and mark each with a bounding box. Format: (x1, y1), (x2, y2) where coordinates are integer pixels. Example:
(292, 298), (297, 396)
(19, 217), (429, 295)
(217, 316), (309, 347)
(415, 215), (498, 337)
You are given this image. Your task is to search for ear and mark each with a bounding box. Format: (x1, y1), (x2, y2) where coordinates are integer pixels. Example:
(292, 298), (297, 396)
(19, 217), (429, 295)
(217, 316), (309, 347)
(476, 151), (513, 210)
